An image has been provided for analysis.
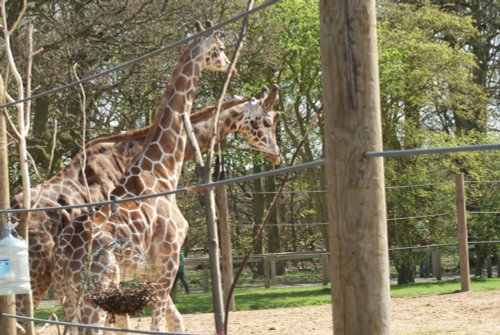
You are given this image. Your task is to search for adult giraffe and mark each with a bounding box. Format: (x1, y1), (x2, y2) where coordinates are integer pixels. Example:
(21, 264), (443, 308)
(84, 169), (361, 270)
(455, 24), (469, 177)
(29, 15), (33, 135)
(12, 87), (281, 319)
(50, 21), (277, 334)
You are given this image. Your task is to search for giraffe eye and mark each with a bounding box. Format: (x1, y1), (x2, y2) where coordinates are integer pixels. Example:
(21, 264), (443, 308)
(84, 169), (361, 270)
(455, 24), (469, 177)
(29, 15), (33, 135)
(264, 118), (272, 127)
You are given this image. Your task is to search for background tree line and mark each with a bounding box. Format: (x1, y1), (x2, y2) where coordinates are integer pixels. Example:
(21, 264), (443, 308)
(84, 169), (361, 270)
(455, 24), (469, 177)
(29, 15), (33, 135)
(1, 0), (498, 284)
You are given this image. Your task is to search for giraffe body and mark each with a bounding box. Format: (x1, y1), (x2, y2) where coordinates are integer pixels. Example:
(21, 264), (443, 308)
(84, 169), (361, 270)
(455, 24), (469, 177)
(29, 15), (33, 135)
(51, 22), (231, 334)
(49, 23), (281, 334)
(12, 89), (280, 319)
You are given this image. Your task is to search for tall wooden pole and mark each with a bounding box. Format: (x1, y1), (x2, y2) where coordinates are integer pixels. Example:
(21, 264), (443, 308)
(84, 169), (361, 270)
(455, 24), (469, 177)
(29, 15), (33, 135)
(216, 185), (236, 311)
(455, 173), (471, 291)
(0, 80), (17, 335)
(319, 0), (391, 334)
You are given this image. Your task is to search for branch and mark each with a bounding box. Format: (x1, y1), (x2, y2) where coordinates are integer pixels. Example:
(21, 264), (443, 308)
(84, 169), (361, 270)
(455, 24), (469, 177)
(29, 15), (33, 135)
(7, 0), (27, 35)
(206, 0), (253, 178)
(1, 0), (28, 139)
(31, 120), (58, 210)
(183, 113), (204, 167)
(0, 75), (21, 140)
(25, 23), (34, 134)
(46, 119), (58, 177)
(72, 63), (93, 204)
(26, 149), (42, 180)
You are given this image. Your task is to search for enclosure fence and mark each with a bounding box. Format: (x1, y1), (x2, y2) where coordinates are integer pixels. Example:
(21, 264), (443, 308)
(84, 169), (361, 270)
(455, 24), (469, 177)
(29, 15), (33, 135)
(0, 0), (499, 332)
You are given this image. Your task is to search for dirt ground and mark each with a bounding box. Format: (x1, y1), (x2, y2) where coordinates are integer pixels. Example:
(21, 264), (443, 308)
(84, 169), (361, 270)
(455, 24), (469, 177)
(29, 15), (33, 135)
(36, 290), (499, 335)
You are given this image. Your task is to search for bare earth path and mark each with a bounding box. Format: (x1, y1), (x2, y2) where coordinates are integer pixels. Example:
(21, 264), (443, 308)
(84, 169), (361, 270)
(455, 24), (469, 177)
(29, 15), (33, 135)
(37, 290), (499, 334)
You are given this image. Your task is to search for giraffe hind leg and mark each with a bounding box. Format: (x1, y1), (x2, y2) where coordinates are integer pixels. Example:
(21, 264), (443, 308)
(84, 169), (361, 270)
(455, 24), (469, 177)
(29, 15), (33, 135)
(165, 295), (185, 332)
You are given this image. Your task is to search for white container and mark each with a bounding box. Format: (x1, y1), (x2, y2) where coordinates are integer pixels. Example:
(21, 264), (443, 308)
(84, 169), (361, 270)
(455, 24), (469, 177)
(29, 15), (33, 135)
(0, 227), (31, 295)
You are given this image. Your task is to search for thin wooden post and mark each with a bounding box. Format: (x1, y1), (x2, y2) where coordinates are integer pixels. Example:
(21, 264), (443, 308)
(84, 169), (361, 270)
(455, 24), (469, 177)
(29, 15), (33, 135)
(431, 247), (442, 281)
(0, 79), (16, 335)
(322, 254), (330, 285)
(455, 173), (471, 292)
(263, 255), (270, 288)
(203, 263), (210, 292)
(320, 0), (391, 334)
(270, 256), (277, 286)
(216, 184), (235, 311)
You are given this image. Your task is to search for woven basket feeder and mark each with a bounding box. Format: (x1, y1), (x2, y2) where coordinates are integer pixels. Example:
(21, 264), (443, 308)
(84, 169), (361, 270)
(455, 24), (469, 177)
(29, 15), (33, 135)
(86, 283), (157, 322)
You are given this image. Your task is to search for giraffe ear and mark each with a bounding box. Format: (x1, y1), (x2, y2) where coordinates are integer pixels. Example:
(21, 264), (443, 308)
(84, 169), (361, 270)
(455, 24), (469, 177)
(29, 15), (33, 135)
(195, 21), (204, 32)
(263, 84), (279, 110)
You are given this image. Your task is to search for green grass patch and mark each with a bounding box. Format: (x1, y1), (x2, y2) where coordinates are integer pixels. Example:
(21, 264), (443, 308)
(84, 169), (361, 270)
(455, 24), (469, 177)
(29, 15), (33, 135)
(34, 277), (500, 321)
(391, 277), (500, 298)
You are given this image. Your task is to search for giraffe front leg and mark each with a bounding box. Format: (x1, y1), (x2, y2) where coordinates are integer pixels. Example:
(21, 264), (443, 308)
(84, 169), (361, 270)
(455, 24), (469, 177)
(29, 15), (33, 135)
(109, 314), (130, 335)
(150, 297), (168, 332)
(77, 303), (107, 335)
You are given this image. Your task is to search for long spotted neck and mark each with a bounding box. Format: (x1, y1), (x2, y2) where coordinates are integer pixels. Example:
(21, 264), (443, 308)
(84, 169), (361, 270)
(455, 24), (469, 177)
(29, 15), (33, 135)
(114, 43), (204, 197)
(184, 100), (247, 161)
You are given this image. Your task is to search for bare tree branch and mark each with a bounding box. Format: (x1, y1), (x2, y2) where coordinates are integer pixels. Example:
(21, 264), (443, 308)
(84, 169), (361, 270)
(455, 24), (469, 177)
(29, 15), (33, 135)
(72, 63), (93, 204)
(7, 0), (27, 34)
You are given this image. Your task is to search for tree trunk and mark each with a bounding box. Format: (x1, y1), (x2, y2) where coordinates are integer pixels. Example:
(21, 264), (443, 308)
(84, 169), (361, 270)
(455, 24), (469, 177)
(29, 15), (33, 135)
(397, 260), (416, 284)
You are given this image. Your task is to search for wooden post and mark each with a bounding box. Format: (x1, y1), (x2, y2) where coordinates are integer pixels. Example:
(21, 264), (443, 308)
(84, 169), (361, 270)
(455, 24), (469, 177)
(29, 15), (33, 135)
(263, 255), (270, 288)
(431, 247), (442, 281)
(270, 256), (277, 286)
(320, 0), (391, 334)
(0, 79), (16, 335)
(322, 254), (330, 285)
(216, 185), (235, 311)
(203, 263), (210, 292)
(455, 173), (471, 292)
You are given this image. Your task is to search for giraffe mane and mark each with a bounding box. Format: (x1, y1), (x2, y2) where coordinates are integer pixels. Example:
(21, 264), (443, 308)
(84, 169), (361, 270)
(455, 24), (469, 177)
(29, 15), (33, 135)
(144, 37), (204, 147)
(84, 99), (248, 148)
(85, 126), (152, 147)
(190, 98), (247, 123)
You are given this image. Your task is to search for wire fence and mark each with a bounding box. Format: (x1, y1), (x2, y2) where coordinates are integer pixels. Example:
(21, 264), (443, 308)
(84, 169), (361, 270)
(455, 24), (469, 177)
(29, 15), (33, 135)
(0, 313), (201, 335)
(0, 0), (281, 110)
(364, 143), (500, 158)
(1, 0), (499, 332)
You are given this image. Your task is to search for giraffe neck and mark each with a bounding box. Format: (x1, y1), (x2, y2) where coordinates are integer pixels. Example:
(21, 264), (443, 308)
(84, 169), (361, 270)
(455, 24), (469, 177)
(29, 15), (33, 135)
(114, 46), (203, 196)
(184, 99), (247, 161)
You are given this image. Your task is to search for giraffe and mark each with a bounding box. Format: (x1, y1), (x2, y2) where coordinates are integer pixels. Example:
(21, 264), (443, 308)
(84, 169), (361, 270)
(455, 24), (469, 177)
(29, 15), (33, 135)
(12, 86), (281, 320)
(49, 22), (276, 334)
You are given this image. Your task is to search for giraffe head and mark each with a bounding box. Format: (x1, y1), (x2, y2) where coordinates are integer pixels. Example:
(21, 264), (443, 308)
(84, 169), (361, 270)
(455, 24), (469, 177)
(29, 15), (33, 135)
(194, 20), (237, 77)
(238, 85), (281, 166)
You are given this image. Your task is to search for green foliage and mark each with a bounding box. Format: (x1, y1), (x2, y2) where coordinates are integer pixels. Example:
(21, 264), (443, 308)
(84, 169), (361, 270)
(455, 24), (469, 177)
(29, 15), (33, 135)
(2, 0), (498, 286)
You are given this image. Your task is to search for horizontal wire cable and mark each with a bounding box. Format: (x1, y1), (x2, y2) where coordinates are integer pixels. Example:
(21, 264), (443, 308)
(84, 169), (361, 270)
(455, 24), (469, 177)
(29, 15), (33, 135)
(465, 180), (500, 185)
(0, 313), (200, 335)
(0, 0), (281, 109)
(231, 222), (329, 228)
(4, 159), (325, 214)
(389, 240), (500, 251)
(387, 213), (451, 221)
(364, 143), (500, 158)
(386, 182), (454, 189)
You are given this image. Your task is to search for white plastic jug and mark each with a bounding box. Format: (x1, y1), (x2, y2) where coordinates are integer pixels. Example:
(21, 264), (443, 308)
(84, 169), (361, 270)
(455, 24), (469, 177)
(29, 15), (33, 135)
(0, 227), (31, 295)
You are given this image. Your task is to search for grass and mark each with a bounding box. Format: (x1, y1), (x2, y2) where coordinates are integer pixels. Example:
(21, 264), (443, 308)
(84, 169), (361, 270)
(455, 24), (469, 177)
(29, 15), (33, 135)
(34, 277), (500, 322)
(391, 277), (500, 297)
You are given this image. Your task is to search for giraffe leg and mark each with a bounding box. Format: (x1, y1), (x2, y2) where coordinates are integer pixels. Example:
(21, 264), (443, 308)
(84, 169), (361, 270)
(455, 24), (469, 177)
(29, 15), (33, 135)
(150, 297), (168, 332)
(77, 303), (107, 335)
(107, 314), (130, 335)
(165, 295), (185, 332)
